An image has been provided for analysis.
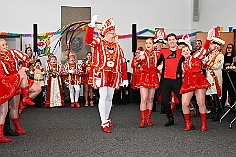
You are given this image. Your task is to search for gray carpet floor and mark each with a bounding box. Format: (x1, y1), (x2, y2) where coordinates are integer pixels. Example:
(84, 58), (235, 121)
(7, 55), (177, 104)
(1, 103), (236, 157)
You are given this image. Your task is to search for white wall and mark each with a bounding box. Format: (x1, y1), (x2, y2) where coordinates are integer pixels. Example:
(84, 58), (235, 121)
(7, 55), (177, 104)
(191, 0), (236, 32)
(1, 0), (192, 72)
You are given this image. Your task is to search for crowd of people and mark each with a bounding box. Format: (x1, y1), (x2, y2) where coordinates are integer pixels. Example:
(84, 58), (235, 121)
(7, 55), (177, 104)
(130, 27), (236, 132)
(0, 15), (236, 143)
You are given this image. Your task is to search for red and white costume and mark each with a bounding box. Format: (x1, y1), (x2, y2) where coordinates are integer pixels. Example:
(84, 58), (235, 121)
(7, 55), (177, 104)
(30, 66), (45, 87)
(130, 57), (142, 90)
(86, 32), (128, 89)
(63, 54), (83, 108)
(44, 63), (64, 107)
(81, 59), (92, 84)
(180, 40), (211, 94)
(0, 49), (34, 136)
(0, 49), (34, 95)
(0, 49), (35, 102)
(0, 60), (21, 143)
(204, 50), (224, 97)
(0, 61), (20, 104)
(85, 17), (128, 133)
(134, 50), (160, 89)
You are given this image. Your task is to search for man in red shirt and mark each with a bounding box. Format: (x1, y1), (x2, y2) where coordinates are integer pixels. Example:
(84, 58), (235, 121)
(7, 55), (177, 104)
(157, 33), (184, 126)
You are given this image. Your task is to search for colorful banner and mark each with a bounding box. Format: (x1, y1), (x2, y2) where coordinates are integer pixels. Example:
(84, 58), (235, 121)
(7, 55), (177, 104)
(1, 28), (203, 39)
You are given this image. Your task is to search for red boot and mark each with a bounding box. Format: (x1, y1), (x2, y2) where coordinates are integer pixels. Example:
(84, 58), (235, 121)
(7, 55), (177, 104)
(183, 114), (195, 131)
(146, 109), (153, 126)
(12, 118), (26, 135)
(200, 113), (207, 132)
(0, 124), (12, 143)
(19, 101), (27, 116)
(139, 110), (146, 128)
(170, 102), (176, 116)
(22, 87), (35, 105)
(70, 102), (75, 108)
(101, 123), (112, 133)
(74, 102), (80, 108)
(107, 119), (115, 127)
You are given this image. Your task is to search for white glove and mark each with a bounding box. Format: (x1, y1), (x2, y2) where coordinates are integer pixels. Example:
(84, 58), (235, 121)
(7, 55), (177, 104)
(68, 70), (74, 74)
(95, 78), (101, 87)
(202, 57), (208, 64)
(207, 27), (215, 40)
(90, 15), (98, 27)
(121, 80), (129, 87)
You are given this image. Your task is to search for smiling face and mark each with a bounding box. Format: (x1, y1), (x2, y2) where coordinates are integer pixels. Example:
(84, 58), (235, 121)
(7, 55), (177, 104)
(26, 48), (33, 57)
(196, 41), (202, 50)
(181, 46), (191, 58)
(105, 30), (116, 43)
(0, 39), (8, 53)
(167, 36), (177, 49)
(145, 38), (154, 51)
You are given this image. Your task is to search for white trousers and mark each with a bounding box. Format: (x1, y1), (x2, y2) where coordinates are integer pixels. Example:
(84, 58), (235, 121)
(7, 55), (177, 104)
(69, 85), (81, 103)
(98, 87), (115, 126)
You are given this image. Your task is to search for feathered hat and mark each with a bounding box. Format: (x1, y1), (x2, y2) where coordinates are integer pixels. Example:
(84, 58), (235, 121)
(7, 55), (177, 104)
(211, 27), (225, 46)
(154, 29), (167, 44)
(98, 18), (115, 36)
(178, 34), (192, 50)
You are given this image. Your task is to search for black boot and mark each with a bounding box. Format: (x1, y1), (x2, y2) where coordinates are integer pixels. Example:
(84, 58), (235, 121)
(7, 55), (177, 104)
(4, 109), (19, 136)
(211, 94), (222, 122)
(164, 110), (174, 127)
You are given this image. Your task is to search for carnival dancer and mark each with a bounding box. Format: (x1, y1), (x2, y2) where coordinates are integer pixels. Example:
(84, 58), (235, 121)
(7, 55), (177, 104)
(82, 52), (94, 107)
(203, 27), (224, 122)
(63, 52), (83, 108)
(0, 38), (41, 136)
(130, 50), (142, 90)
(157, 33), (185, 126)
(44, 56), (65, 107)
(130, 47), (143, 105)
(0, 60), (23, 142)
(85, 15), (128, 133)
(134, 38), (160, 128)
(179, 31), (213, 132)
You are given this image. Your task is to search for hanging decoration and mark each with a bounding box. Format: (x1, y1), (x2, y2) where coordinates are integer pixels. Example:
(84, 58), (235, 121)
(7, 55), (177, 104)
(0, 28), (203, 39)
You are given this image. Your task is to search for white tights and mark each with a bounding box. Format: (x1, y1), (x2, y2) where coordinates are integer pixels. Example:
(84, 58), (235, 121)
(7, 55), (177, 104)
(99, 87), (115, 126)
(69, 85), (81, 103)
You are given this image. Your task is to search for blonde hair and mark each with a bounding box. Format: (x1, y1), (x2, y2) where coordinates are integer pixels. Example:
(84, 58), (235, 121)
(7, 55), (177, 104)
(146, 38), (154, 44)
(0, 38), (5, 41)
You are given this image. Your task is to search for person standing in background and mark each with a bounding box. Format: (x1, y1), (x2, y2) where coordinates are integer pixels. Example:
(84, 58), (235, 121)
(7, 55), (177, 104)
(221, 44), (236, 109)
(63, 52), (83, 108)
(82, 52), (94, 107)
(30, 59), (45, 108)
(60, 49), (70, 102)
(44, 56), (64, 108)
(204, 28), (224, 122)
